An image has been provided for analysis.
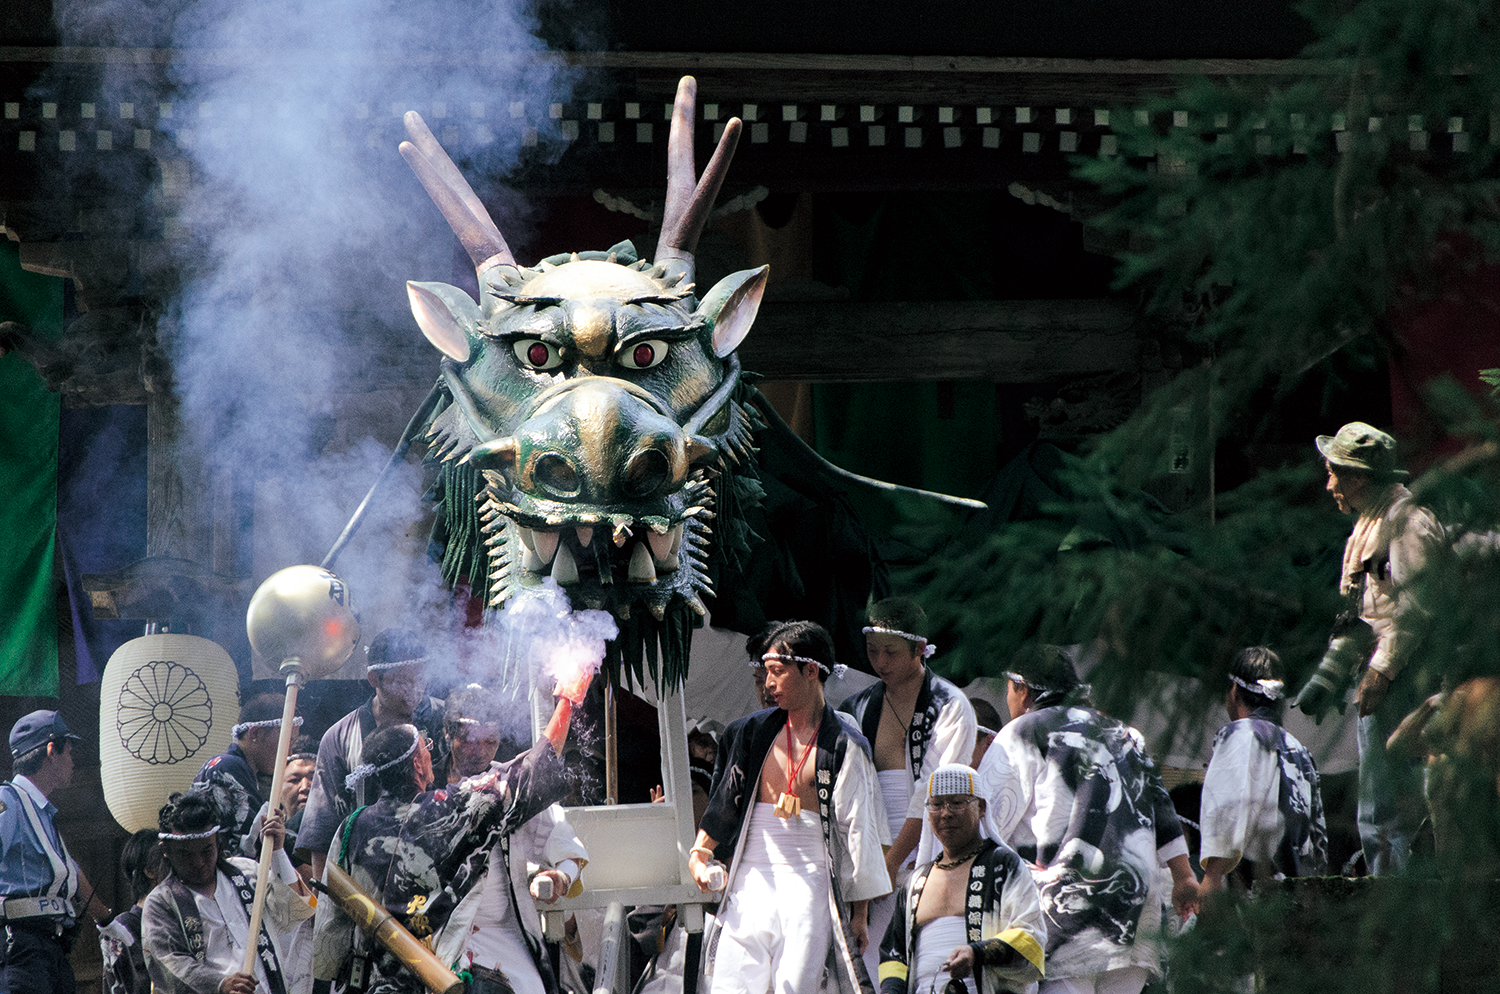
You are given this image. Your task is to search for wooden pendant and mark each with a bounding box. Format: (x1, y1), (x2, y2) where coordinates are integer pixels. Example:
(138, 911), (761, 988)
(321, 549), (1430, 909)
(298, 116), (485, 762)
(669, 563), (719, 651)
(774, 791), (802, 819)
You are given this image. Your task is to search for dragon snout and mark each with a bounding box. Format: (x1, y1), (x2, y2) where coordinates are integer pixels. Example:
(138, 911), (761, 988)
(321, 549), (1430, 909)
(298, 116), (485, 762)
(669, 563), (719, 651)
(469, 378), (709, 509)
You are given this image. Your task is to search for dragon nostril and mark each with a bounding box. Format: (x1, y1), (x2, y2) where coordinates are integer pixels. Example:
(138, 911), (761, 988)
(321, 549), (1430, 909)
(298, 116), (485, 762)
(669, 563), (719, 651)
(534, 454), (581, 498)
(623, 448), (671, 499)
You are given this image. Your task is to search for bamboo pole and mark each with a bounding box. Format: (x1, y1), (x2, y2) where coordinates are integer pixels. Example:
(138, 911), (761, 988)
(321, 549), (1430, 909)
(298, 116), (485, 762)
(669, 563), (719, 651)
(240, 662), (303, 977)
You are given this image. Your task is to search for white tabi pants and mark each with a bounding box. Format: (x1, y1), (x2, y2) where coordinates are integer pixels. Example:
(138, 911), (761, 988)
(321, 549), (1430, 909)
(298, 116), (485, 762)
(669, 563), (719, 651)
(1039, 966), (1150, 994)
(711, 803), (832, 994)
(863, 769), (915, 981)
(914, 915), (974, 994)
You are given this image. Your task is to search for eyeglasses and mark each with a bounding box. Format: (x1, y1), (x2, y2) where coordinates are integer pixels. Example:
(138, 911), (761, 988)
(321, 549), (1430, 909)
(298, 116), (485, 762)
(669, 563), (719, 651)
(926, 797), (978, 812)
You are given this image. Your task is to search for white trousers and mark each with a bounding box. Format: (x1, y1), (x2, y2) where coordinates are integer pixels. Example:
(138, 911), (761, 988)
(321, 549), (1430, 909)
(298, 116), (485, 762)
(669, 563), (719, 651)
(914, 915), (974, 994)
(1039, 966), (1150, 994)
(863, 769), (915, 981)
(711, 804), (831, 994)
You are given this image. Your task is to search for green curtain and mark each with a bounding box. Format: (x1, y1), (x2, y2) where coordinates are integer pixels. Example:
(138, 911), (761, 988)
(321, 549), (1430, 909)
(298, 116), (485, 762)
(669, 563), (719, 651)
(0, 241), (63, 696)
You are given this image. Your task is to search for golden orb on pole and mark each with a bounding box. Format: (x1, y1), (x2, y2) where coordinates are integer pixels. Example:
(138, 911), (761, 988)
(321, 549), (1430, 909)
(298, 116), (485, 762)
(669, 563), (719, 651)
(246, 565), (360, 679)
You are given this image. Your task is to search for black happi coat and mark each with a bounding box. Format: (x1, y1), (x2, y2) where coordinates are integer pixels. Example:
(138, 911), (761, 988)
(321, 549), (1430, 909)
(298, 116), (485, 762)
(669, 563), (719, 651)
(700, 704), (891, 994)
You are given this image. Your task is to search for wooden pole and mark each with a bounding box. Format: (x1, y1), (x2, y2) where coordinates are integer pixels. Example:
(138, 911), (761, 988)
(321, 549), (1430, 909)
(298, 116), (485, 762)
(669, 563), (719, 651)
(605, 681), (618, 804)
(240, 661), (303, 977)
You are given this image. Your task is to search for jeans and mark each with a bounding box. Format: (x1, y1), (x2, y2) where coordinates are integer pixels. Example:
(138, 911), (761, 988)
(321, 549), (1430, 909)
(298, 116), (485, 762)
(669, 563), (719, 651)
(1356, 678), (1427, 875)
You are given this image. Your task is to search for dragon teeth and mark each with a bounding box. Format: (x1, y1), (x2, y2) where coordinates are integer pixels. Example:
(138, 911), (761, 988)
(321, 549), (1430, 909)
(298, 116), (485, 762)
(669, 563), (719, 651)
(646, 529), (673, 562)
(628, 542), (658, 583)
(532, 530), (560, 565)
(516, 528), (535, 553)
(552, 543), (579, 584)
(521, 547), (545, 572)
(576, 526), (594, 548)
(669, 523), (683, 555)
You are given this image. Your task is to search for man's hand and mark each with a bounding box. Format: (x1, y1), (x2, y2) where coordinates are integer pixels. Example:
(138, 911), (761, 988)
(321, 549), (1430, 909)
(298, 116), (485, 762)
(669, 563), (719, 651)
(1197, 857), (1231, 904)
(649, 785), (666, 803)
(530, 869), (569, 905)
(687, 850), (718, 893)
(1166, 853), (1200, 921)
(849, 901), (870, 956)
(261, 808), (286, 850)
(219, 972), (257, 994)
(1357, 669), (1392, 718)
(943, 944), (977, 980)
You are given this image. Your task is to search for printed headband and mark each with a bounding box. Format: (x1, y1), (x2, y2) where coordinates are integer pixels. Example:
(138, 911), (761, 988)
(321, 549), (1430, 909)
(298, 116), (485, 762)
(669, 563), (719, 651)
(287, 753), (317, 763)
(158, 826), (219, 841)
(928, 763), (978, 798)
(1230, 674), (1286, 701)
(232, 716), (304, 737)
(862, 625), (937, 658)
(758, 650), (849, 679)
(345, 725), (422, 789)
(365, 655), (427, 673)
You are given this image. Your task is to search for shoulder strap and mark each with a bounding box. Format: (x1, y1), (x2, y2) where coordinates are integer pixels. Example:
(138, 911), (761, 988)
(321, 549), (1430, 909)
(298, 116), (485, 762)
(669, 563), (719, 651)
(338, 805), (371, 865)
(10, 780), (76, 903)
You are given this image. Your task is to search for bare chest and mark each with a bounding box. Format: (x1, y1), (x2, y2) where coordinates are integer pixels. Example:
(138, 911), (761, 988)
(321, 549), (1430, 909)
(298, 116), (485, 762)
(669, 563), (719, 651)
(913, 864), (972, 926)
(873, 699), (913, 772)
(757, 733), (819, 808)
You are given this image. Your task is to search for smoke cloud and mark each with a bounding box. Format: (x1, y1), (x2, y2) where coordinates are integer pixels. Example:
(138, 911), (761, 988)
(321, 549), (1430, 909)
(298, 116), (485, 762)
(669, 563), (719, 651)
(46, 0), (583, 680)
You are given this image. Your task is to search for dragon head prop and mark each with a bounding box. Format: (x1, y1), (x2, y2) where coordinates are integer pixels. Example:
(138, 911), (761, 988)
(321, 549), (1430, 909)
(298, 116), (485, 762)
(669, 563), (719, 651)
(400, 77), (767, 687)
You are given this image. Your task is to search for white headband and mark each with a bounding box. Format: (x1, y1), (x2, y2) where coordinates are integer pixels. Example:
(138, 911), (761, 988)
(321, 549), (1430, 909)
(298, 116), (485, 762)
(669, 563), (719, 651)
(345, 725), (422, 789)
(158, 827), (219, 841)
(862, 625), (937, 658)
(232, 716), (304, 737)
(759, 651), (849, 679)
(1230, 674), (1286, 701)
(1005, 671), (1049, 692)
(365, 655), (427, 673)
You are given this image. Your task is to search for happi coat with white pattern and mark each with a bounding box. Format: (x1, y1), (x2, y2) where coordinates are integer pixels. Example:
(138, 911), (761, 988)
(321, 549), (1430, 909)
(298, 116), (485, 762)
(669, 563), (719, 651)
(1200, 707), (1327, 879)
(991, 705), (1187, 981)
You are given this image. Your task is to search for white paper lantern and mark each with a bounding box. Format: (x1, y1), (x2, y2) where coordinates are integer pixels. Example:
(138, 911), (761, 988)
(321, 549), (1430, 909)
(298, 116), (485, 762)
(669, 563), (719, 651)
(99, 634), (241, 833)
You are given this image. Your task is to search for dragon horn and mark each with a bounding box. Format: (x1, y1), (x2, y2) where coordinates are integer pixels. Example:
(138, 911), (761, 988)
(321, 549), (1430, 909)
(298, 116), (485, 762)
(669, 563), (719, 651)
(654, 76), (742, 283)
(400, 111), (515, 277)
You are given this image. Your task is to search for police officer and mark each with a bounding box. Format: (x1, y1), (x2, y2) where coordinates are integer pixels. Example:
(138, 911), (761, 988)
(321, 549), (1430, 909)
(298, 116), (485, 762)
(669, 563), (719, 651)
(1, 710), (88, 993)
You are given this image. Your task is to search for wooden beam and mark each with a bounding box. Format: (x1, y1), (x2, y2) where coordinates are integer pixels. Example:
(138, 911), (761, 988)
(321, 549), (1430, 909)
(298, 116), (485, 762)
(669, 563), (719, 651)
(740, 298), (1137, 382)
(0, 47), (1325, 105)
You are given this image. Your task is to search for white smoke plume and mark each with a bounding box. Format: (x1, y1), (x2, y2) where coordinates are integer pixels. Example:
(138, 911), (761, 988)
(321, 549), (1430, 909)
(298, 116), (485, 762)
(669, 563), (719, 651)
(44, 0), (584, 677)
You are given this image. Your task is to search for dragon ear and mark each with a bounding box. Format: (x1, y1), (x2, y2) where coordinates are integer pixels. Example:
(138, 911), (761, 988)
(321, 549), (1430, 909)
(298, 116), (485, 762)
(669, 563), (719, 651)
(407, 282), (478, 362)
(697, 265), (768, 358)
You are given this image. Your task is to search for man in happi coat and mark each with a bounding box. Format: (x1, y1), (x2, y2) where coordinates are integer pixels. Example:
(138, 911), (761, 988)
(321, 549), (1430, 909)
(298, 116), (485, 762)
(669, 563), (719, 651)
(878, 763), (1046, 994)
(143, 791), (313, 994)
(316, 671), (589, 994)
(300, 628), (449, 882)
(837, 599), (977, 981)
(688, 620), (891, 994)
(993, 647), (1198, 994)
(193, 694), (302, 858)
(1199, 647), (1327, 896)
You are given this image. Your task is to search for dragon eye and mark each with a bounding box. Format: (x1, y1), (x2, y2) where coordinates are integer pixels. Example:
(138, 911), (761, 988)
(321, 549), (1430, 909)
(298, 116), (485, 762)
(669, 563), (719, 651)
(513, 339), (562, 370)
(619, 340), (669, 370)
